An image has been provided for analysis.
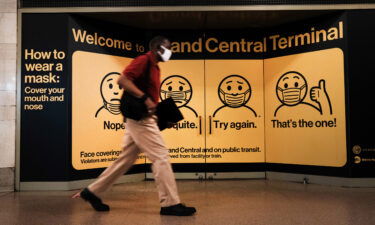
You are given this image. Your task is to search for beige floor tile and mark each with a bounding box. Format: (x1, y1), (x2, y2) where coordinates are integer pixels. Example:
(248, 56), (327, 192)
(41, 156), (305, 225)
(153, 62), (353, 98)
(1, 180), (374, 225)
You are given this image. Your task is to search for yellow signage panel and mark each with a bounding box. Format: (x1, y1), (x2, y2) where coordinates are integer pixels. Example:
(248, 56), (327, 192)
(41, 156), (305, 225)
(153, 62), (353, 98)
(264, 48), (347, 167)
(152, 60), (206, 163)
(71, 48), (347, 169)
(205, 60), (265, 163)
(72, 51), (145, 170)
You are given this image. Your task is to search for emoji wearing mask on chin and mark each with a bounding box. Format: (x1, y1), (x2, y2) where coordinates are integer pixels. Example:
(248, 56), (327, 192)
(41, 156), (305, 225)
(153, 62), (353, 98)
(160, 75), (197, 117)
(274, 71), (332, 117)
(95, 72), (122, 118)
(213, 75), (257, 117)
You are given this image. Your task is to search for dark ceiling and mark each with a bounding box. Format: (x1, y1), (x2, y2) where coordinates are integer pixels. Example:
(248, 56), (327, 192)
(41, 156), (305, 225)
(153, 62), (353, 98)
(78, 10), (339, 29)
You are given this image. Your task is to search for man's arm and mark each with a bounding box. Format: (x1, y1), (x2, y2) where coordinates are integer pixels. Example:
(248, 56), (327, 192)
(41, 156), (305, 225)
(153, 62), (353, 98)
(118, 72), (157, 113)
(117, 75), (144, 98)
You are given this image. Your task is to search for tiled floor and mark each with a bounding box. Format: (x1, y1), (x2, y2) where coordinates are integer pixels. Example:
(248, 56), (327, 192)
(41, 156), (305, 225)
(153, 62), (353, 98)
(0, 180), (374, 225)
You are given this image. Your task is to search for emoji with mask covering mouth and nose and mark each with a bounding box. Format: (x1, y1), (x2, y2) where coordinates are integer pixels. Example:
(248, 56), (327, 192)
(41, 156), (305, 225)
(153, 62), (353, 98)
(213, 75), (257, 117)
(274, 71), (332, 117)
(95, 72), (122, 118)
(160, 75), (197, 117)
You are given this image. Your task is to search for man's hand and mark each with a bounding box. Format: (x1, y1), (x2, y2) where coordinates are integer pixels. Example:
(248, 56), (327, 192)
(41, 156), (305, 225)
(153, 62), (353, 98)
(145, 97), (157, 115)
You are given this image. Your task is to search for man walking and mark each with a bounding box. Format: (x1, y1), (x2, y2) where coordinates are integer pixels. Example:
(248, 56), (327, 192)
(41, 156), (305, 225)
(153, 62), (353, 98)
(75, 36), (196, 216)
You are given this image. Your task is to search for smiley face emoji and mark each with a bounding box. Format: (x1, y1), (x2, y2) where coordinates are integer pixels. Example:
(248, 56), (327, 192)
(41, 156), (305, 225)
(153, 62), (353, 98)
(276, 71), (307, 106)
(160, 75), (192, 107)
(218, 75), (251, 108)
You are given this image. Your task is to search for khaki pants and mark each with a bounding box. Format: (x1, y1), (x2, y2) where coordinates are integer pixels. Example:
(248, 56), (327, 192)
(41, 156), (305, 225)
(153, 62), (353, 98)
(88, 116), (181, 207)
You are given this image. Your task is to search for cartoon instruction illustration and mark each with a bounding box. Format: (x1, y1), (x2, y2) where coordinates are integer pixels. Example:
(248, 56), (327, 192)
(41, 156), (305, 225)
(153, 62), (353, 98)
(160, 75), (198, 117)
(213, 74), (257, 117)
(274, 71), (332, 117)
(95, 72), (122, 117)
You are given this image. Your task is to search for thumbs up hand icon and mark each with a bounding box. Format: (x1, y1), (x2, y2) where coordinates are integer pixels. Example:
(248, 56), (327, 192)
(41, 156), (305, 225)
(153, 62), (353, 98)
(310, 79), (332, 115)
(311, 80), (327, 103)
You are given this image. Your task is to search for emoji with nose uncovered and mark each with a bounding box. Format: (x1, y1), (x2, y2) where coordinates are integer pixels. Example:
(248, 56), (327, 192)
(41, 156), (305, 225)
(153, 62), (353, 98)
(219, 75), (251, 108)
(95, 72), (122, 117)
(214, 75), (257, 117)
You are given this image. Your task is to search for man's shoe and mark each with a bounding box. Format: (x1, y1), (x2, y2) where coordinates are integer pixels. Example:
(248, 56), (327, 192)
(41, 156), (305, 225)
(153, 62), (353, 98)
(80, 188), (110, 212)
(160, 203), (196, 216)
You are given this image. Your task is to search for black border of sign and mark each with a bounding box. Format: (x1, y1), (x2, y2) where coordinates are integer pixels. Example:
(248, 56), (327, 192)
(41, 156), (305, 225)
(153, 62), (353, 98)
(20, 0), (375, 8)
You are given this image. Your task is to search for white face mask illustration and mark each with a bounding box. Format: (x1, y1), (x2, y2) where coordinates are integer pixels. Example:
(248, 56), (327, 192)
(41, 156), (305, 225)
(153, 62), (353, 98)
(158, 46), (172, 62)
(101, 73), (122, 115)
(276, 72), (308, 106)
(218, 75), (251, 108)
(160, 75), (193, 107)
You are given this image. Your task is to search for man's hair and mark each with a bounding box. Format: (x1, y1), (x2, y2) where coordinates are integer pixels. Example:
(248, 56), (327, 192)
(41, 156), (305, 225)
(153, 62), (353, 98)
(149, 36), (168, 50)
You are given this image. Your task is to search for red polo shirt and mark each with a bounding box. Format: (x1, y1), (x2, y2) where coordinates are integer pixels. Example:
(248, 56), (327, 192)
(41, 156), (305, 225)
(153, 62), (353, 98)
(122, 51), (160, 103)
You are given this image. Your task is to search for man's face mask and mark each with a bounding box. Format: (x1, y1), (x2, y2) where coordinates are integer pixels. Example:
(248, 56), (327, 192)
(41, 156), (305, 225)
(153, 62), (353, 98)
(278, 84), (306, 105)
(220, 88), (250, 107)
(158, 46), (172, 62)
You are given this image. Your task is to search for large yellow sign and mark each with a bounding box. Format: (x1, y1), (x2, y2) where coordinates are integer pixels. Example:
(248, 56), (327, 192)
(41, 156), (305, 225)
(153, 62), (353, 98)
(264, 48), (347, 167)
(72, 48), (347, 170)
(72, 51), (145, 170)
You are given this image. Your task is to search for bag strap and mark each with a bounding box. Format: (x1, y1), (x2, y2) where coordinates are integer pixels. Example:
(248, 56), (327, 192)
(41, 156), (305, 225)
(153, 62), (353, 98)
(143, 53), (152, 89)
(145, 56), (151, 80)
(123, 53), (152, 96)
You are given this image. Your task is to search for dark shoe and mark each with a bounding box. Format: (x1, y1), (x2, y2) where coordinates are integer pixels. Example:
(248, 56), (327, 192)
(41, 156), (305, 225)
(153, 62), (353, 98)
(160, 203), (196, 216)
(80, 188), (110, 212)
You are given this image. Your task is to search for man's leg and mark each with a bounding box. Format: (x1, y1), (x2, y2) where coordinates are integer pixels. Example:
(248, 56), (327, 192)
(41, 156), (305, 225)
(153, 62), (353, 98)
(79, 131), (140, 211)
(88, 132), (140, 194)
(126, 117), (180, 207)
(126, 117), (196, 216)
